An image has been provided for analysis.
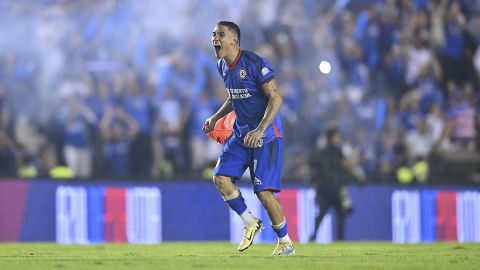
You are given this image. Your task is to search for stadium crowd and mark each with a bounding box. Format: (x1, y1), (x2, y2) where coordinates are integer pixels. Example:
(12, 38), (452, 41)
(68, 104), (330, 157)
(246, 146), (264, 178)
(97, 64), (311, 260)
(0, 0), (479, 184)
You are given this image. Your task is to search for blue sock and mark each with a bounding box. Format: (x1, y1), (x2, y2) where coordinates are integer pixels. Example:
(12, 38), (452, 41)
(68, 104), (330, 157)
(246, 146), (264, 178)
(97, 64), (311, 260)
(272, 219), (288, 238)
(225, 195), (247, 215)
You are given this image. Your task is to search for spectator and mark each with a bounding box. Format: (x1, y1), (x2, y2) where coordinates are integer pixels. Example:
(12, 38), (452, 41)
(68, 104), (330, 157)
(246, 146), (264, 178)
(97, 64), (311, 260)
(426, 103), (445, 142)
(438, 1), (467, 85)
(14, 115), (46, 157)
(0, 85), (12, 135)
(405, 118), (437, 163)
(0, 131), (17, 177)
(58, 97), (96, 178)
(123, 75), (153, 178)
(100, 104), (139, 178)
(447, 82), (477, 151)
(188, 91), (222, 173)
(155, 88), (186, 176)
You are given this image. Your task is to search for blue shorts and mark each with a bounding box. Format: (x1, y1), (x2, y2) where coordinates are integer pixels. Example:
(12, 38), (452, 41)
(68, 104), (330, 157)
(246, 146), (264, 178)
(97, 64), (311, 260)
(213, 137), (283, 193)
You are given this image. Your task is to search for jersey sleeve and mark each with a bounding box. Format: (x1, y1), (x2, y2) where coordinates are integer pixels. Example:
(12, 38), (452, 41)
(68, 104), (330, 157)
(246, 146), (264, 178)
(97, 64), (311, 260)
(252, 57), (275, 85)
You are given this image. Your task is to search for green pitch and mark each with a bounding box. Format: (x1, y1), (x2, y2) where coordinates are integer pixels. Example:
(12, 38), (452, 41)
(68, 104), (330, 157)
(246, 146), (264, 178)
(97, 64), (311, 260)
(0, 242), (479, 270)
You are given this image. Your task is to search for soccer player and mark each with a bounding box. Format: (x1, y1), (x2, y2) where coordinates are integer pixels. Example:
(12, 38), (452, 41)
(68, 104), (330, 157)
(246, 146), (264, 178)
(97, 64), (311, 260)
(203, 21), (295, 255)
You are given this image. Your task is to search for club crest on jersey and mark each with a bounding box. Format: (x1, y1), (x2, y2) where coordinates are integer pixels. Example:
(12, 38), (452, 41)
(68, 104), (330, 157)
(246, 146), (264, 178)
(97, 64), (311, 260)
(261, 67), (269, 77)
(239, 69), (247, 79)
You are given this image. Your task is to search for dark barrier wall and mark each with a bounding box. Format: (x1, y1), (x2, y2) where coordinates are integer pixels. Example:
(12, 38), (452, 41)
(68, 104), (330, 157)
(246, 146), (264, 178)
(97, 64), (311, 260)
(0, 179), (479, 243)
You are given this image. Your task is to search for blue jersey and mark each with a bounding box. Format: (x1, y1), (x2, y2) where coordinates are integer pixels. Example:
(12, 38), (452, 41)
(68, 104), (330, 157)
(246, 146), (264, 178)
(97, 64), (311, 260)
(217, 49), (283, 146)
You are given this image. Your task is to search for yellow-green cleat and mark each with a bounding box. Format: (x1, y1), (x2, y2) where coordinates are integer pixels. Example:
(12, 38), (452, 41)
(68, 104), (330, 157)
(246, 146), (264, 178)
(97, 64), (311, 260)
(272, 240), (295, 255)
(237, 219), (264, 251)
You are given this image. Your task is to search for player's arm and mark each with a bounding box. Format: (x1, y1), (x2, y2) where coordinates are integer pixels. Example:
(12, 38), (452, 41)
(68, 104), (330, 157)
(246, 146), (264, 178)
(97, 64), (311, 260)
(244, 78), (283, 147)
(203, 97), (233, 133)
(257, 78), (283, 132)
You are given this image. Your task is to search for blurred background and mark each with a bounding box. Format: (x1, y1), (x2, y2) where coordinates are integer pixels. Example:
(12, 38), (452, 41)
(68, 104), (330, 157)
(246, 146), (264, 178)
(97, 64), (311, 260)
(0, 0), (479, 184)
(0, 0), (480, 244)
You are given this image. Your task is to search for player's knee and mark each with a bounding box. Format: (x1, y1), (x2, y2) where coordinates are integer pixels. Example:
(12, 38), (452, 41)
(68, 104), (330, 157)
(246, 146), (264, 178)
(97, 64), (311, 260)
(213, 175), (230, 188)
(213, 175), (239, 198)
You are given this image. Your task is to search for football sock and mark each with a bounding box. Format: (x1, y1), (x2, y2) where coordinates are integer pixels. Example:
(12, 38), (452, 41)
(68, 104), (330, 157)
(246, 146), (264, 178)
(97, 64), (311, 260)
(225, 192), (247, 214)
(272, 218), (291, 243)
(225, 195), (247, 215)
(224, 189), (258, 226)
(279, 234), (292, 243)
(240, 209), (258, 226)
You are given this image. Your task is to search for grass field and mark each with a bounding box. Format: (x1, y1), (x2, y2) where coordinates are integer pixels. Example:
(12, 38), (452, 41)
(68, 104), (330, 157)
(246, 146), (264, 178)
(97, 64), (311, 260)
(0, 242), (479, 270)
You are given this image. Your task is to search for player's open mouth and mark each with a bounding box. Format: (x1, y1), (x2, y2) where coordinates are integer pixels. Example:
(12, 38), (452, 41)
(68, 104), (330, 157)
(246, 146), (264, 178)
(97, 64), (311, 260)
(214, 44), (221, 54)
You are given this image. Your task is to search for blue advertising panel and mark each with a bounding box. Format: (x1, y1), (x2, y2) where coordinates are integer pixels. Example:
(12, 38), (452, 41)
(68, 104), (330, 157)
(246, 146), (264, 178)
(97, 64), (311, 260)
(346, 185), (393, 241)
(0, 179), (479, 243)
(20, 180), (56, 242)
(87, 186), (104, 243)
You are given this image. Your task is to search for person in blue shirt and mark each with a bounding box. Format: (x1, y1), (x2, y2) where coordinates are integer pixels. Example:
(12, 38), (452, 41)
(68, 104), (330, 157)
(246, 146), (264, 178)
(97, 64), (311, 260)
(100, 103), (139, 178)
(203, 21), (294, 255)
(59, 98), (97, 178)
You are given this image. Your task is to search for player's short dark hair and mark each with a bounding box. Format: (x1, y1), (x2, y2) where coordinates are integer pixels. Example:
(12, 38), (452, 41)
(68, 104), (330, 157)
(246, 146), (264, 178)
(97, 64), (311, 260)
(217, 21), (241, 46)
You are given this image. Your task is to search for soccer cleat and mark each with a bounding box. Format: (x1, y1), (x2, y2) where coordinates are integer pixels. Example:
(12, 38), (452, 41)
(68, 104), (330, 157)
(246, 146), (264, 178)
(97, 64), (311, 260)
(237, 219), (264, 251)
(272, 240), (295, 255)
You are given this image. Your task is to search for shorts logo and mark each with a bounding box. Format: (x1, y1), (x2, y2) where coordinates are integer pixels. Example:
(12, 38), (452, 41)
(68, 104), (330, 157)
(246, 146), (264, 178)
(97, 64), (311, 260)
(253, 177), (263, 186)
(261, 67), (269, 77)
(239, 69), (247, 79)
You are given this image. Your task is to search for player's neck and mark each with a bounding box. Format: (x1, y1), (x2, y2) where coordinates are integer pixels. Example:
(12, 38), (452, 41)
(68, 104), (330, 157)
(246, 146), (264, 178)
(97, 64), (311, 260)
(224, 47), (240, 67)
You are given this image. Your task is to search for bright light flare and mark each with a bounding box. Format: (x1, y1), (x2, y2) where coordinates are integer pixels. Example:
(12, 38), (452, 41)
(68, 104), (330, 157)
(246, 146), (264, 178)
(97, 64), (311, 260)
(319, 61), (331, 74)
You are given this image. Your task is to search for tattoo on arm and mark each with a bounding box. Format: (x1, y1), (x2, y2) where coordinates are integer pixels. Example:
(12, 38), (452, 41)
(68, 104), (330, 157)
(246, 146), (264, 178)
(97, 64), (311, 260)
(262, 79), (280, 98)
(257, 78), (283, 132)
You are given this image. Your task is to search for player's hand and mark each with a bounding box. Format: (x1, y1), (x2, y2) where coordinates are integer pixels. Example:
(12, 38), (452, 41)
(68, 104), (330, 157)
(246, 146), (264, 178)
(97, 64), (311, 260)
(203, 116), (218, 133)
(244, 129), (265, 148)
